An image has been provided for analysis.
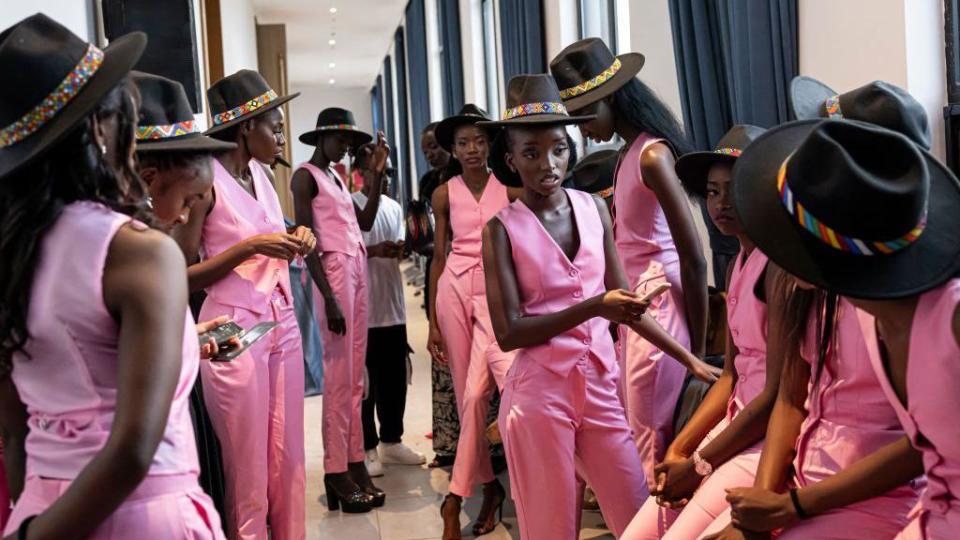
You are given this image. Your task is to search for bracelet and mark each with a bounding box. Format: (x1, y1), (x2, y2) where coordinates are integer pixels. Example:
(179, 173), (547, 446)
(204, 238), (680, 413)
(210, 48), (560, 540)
(19, 515), (37, 540)
(789, 488), (809, 520)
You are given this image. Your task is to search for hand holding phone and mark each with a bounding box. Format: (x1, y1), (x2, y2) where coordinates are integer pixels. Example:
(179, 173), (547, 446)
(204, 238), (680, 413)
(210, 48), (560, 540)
(636, 282), (671, 304)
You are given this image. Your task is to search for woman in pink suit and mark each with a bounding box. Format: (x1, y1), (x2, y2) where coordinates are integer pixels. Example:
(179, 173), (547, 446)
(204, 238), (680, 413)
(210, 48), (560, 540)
(174, 70), (314, 539)
(430, 104), (519, 538)
(551, 39), (713, 489)
(723, 119), (960, 539)
(291, 109), (389, 513)
(480, 74), (719, 540)
(0, 15), (223, 539)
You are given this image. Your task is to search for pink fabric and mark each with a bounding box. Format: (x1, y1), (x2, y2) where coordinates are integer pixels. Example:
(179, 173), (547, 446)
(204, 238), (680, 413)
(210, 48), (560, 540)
(6, 202), (221, 538)
(202, 159), (292, 314)
(861, 279), (960, 539)
(497, 189), (647, 539)
(299, 162), (364, 257)
(613, 134), (690, 489)
(436, 174), (513, 498)
(312, 252), (368, 473)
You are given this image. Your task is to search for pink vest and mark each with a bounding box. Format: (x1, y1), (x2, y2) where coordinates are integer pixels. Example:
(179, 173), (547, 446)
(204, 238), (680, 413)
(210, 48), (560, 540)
(794, 300), (917, 503)
(12, 202), (199, 479)
(298, 162), (364, 257)
(725, 248), (769, 419)
(445, 174), (509, 276)
(496, 189), (615, 375)
(202, 159), (292, 314)
(613, 133), (679, 282)
(861, 279), (960, 523)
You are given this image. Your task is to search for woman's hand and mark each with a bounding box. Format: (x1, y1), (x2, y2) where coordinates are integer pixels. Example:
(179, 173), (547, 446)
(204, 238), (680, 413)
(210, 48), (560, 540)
(196, 316), (242, 359)
(288, 225), (317, 256)
(688, 355), (723, 383)
(370, 131), (391, 176)
(324, 296), (347, 336)
(595, 289), (649, 323)
(726, 487), (799, 532)
(244, 233), (303, 261)
(428, 325), (446, 364)
(653, 457), (702, 508)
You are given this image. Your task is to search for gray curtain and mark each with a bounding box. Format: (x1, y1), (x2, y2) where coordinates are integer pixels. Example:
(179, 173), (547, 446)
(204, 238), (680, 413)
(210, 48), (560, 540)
(405, 0), (431, 183)
(498, 0), (545, 81)
(437, 0), (465, 116)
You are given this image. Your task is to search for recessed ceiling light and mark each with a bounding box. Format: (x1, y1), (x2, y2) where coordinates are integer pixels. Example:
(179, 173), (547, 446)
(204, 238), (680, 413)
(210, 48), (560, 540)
(328, 38), (336, 46)
(329, 78), (336, 85)
(329, 62), (336, 69)
(330, 7), (337, 14)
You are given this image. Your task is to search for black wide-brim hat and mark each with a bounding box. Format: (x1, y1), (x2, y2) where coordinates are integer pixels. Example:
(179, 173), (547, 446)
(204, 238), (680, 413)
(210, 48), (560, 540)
(132, 71), (236, 153)
(734, 118), (960, 299)
(478, 74), (596, 129)
(205, 69), (299, 135)
(570, 149), (618, 196)
(435, 104), (494, 152)
(790, 76), (931, 149)
(298, 106), (372, 147)
(0, 13), (146, 179)
(675, 124), (766, 198)
(549, 37), (645, 112)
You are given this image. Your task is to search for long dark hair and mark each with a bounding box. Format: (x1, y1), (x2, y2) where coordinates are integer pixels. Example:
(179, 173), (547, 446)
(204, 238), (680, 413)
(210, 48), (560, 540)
(0, 80), (148, 367)
(611, 79), (693, 157)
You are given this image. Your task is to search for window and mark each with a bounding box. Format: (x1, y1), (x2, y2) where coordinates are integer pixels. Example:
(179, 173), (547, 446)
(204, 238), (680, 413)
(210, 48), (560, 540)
(579, 0), (617, 52)
(482, 0), (502, 116)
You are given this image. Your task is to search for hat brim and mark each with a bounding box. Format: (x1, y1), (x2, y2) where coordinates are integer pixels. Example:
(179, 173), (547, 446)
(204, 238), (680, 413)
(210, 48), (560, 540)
(478, 113), (596, 129)
(733, 118), (960, 299)
(558, 52), (645, 113)
(789, 76), (836, 120)
(137, 133), (238, 153)
(675, 151), (738, 199)
(204, 92), (300, 135)
(298, 127), (372, 148)
(436, 114), (494, 151)
(0, 32), (147, 180)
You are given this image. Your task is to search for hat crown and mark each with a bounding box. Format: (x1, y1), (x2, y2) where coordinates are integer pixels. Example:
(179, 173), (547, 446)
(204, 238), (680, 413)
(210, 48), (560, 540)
(132, 72), (194, 127)
(838, 81), (931, 149)
(207, 69), (274, 115)
(714, 124), (765, 153)
(549, 37), (616, 91)
(315, 107), (357, 128)
(503, 74), (566, 110)
(0, 14), (93, 128)
(787, 121), (928, 242)
(572, 149), (618, 191)
(457, 103), (488, 119)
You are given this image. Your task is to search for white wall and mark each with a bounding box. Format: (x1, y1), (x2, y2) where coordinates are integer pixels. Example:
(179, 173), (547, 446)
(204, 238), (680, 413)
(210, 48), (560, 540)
(220, 0), (259, 75)
(905, 0), (947, 159)
(460, 0), (486, 108)
(627, 0), (683, 119)
(4, 1), (94, 41)
(287, 84), (374, 166)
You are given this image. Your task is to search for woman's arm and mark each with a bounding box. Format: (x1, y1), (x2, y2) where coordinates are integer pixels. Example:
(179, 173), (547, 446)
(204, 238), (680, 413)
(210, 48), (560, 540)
(427, 185), (451, 362)
(641, 144), (708, 357)
(0, 376), (27, 501)
(17, 227), (189, 540)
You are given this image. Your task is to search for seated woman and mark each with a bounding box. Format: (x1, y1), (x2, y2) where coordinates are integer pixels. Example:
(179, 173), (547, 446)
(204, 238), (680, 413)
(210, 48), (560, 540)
(479, 74), (717, 540)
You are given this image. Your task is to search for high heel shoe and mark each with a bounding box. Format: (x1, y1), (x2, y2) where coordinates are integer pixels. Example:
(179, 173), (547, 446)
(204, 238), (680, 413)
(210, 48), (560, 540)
(324, 473), (374, 513)
(472, 479), (505, 536)
(348, 460), (386, 507)
(440, 493), (462, 540)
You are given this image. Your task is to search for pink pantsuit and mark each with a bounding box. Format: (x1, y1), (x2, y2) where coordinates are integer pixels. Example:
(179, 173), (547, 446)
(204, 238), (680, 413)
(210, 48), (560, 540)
(860, 280), (960, 539)
(3, 202), (224, 539)
(199, 160), (305, 540)
(614, 134), (691, 490)
(297, 162), (368, 474)
(624, 248), (768, 539)
(496, 190), (647, 539)
(435, 174), (514, 498)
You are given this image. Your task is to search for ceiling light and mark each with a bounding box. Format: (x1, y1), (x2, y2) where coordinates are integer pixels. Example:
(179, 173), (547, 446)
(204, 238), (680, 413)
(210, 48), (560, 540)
(329, 62), (336, 69)
(330, 7), (337, 14)
(328, 38), (336, 46)
(329, 78), (336, 85)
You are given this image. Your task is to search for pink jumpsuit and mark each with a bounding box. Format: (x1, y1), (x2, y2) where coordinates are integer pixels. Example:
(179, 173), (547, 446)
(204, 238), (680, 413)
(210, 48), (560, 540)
(435, 174), (515, 498)
(859, 280), (960, 539)
(624, 248), (768, 539)
(199, 160), (305, 540)
(3, 202), (224, 539)
(614, 134), (692, 490)
(497, 189), (647, 539)
(297, 162), (367, 474)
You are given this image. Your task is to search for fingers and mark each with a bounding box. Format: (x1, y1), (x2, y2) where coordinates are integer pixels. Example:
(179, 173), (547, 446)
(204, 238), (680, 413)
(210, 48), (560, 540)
(196, 315), (230, 334)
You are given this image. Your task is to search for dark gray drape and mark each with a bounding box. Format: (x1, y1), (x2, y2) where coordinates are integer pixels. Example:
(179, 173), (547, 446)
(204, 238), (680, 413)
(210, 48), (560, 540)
(405, 0), (431, 184)
(437, 0), (464, 115)
(372, 74), (384, 133)
(383, 55), (398, 196)
(394, 28), (412, 207)
(498, 0), (545, 81)
(669, 0), (798, 150)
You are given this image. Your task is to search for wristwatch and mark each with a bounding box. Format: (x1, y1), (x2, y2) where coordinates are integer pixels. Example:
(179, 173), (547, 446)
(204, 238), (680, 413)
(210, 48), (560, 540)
(692, 451), (714, 477)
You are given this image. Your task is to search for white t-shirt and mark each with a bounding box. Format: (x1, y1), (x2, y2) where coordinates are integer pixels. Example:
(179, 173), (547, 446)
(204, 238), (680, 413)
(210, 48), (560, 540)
(353, 192), (406, 328)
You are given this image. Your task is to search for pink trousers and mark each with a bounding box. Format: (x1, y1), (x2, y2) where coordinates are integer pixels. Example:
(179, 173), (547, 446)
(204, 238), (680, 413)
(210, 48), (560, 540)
(619, 260), (690, 493)
(894, 505), (960, 540)
(314, 252), (368, 473)
(3, 474), (224, 539)
(501, 355), (647, 540)
(199, 290), (306, 540)
(436, 267), (514, 498)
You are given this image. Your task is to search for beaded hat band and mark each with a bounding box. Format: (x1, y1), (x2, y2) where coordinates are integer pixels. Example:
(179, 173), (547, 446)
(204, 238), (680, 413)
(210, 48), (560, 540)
(558, 58), (622, 100)
(136, 119), (199, 140)
(502, 101), (569, 120)
(212, 89), (279, 126)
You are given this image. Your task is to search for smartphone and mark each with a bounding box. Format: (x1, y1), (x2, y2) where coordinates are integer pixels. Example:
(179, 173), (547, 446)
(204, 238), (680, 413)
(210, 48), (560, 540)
(637, 282), (672, 304)
(198, 321), (244, 348)
(213, 322), (278, 362)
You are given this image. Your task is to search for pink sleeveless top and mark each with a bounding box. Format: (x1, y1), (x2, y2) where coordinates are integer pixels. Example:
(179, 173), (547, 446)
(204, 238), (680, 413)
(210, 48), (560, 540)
(613, 133), (679, 281)
(794, 300), (917, 503)
(725, 248), (769, 419)
(298, 162), (364, 257)
(445, 174), (509, 276)
(496, 189), (615, 375)
(11, 202), (200, 479)
(202, 159), (292, 314)
(861, 279), (960, 527)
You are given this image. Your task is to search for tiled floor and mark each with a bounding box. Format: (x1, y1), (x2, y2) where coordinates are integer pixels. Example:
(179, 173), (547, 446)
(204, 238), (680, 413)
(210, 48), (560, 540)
(304, 264), (615, 540)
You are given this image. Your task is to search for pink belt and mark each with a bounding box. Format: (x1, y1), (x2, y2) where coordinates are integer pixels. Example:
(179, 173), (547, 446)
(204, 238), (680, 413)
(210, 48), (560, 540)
(27, 472), (201, 502)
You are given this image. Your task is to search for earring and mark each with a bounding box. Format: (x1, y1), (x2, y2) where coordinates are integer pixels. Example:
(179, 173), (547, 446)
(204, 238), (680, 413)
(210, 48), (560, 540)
(100, 144), (107, 156)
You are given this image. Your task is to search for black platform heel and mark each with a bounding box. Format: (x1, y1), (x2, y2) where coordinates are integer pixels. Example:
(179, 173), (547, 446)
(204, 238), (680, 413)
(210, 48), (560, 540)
(348, 460), (386, 507)
(324, 473), (374, 513)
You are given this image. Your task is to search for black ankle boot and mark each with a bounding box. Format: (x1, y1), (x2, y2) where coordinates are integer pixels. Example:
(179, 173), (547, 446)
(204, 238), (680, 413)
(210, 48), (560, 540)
(324, 472), (374, 513)
(348, 461), (386, 507)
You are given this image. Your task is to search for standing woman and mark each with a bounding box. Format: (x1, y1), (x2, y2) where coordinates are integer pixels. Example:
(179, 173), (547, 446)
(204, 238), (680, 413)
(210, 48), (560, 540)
(551, 39), (710, 488)
(0, 15), (223, 539)
(173, 70), (311, 539)
(429, 104), (517, 537)
(291, 108), (388, 513)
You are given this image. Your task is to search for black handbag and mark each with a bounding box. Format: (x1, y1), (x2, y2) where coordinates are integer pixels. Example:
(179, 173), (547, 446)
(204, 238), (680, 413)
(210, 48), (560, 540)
(405, 199), (435, 255)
